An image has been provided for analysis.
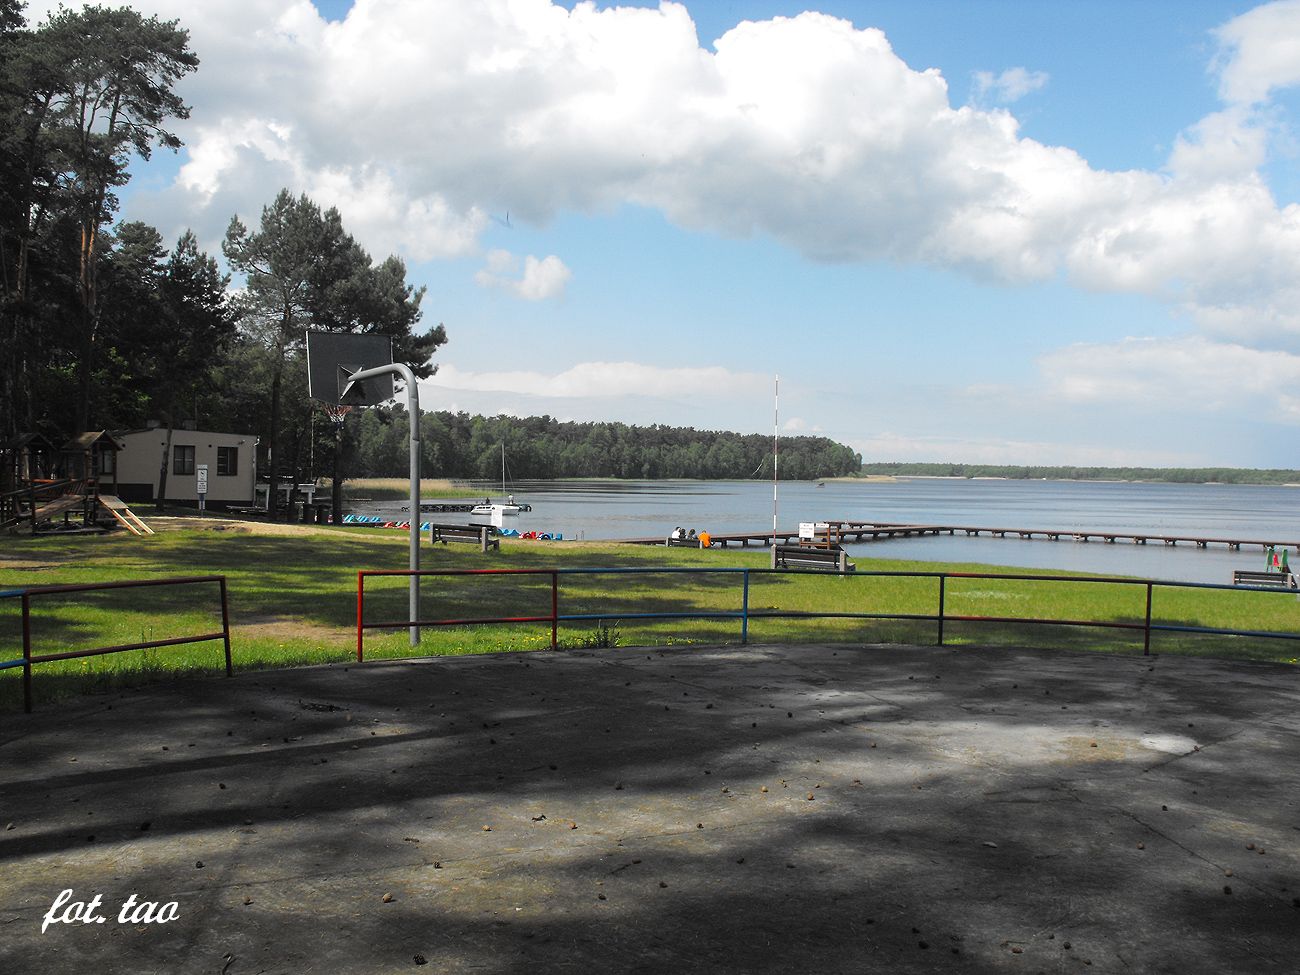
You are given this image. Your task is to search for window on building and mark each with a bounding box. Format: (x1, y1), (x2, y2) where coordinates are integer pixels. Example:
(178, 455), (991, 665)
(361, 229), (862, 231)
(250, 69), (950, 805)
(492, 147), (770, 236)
(173, 445), (195, 476)
(217, 446), (238, 476)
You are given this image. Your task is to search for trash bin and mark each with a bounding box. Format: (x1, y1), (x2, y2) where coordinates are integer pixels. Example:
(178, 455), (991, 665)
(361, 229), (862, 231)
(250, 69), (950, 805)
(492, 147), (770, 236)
(315, 504), (330, 524)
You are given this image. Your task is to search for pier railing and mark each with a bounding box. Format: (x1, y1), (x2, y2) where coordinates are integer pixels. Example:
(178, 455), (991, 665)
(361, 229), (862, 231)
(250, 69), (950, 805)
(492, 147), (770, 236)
(356, 567), (1300, 659)
(624, 522), (1300, 550)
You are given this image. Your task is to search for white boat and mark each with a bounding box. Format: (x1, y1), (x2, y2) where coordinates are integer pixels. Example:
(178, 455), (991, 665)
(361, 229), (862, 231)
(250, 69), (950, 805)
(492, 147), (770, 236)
(470, 501), (520, 520)
(470, 444), (525, 519)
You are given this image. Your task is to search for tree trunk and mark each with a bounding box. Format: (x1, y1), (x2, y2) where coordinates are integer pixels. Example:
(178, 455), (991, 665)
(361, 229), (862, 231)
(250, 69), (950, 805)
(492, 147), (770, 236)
(155, 423), (174, 511)
(268, 367), (282, 516)
(75, 216), (101, 432)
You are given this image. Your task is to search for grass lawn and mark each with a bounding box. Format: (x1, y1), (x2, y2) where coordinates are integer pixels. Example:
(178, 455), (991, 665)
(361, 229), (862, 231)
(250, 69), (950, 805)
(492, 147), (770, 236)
(3, 516), (1297, 710)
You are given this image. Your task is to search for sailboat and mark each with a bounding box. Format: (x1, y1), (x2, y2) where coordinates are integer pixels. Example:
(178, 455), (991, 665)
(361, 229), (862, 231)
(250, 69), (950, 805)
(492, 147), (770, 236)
(470, 444), (524, 519)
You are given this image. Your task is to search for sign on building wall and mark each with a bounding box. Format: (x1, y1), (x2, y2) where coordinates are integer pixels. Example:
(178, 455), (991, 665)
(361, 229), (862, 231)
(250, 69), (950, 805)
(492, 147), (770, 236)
(196, 464), (208, 511)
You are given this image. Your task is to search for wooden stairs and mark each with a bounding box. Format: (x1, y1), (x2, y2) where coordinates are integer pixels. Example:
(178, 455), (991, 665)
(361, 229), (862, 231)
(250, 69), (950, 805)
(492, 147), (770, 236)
(98, 495), (155, 535)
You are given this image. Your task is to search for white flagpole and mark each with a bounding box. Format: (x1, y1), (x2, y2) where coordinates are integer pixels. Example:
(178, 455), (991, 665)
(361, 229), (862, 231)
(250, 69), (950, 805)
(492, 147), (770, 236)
(773, 374), (779, 541)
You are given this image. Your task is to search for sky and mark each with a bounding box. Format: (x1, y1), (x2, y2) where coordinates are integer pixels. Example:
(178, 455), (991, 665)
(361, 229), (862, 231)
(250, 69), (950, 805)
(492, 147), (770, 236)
(26, 0), (1300, 466)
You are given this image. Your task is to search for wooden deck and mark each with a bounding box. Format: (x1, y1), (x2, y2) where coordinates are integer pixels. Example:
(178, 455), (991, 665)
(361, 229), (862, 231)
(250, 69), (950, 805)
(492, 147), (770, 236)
(622, 520), (1300, 552)
(32, 494), (86, 520)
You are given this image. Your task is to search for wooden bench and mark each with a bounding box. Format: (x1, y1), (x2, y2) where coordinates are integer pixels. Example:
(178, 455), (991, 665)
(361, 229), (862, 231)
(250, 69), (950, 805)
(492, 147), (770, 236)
(429, 523), (499, 553)
(1232, 570), (1296, 589)
(772, 544), (855, 573)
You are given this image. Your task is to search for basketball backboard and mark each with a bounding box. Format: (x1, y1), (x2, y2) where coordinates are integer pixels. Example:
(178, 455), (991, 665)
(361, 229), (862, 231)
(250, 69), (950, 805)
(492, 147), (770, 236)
(306, 330), (395, 406)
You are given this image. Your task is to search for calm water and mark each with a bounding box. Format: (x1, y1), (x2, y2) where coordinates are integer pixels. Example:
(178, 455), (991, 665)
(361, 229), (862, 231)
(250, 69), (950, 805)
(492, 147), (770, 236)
(358, 478), (1300, 585)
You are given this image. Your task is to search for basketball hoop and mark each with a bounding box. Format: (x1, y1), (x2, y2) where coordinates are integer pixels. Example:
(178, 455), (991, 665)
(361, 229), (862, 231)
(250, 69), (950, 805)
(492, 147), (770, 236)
(322, 403), (353, 428)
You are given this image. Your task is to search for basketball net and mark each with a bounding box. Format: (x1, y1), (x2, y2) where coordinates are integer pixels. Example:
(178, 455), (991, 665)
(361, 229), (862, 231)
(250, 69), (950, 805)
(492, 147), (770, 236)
(322, 403), (353, 428)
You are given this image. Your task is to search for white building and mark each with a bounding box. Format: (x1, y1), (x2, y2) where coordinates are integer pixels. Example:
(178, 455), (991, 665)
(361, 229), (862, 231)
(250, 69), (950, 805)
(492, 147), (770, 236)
(113, 427), (258, 508)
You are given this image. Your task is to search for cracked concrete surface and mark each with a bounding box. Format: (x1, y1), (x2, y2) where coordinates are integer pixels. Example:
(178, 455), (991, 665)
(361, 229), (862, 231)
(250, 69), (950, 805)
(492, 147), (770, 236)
(0, 642), (1297, 973)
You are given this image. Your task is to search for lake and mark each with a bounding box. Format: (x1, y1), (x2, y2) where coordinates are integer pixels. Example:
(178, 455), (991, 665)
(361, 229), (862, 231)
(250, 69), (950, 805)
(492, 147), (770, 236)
(356, 477), (1300, 585)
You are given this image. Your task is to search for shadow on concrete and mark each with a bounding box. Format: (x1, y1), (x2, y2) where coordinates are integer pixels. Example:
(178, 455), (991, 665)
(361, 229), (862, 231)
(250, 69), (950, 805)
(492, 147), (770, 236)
(1, 642), (1297, 973)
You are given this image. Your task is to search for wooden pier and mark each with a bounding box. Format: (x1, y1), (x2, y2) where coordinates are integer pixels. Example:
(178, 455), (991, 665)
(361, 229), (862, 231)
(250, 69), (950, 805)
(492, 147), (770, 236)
(403, 502), (533, 513)
(622, 520), (1300, 552)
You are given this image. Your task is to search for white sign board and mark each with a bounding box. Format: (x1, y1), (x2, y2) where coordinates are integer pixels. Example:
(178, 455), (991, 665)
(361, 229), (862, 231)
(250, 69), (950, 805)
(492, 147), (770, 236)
(799, 521), (831, 541)
(196, 464), (208, 494)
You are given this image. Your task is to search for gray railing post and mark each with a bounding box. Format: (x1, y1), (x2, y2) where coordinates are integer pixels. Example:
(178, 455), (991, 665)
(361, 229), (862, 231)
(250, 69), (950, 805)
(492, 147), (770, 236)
(1144, 582), (1153, 656)
(219, 577), (233, 676)
(742, 569), (750, 645)
(22, 591), (32, 713)
(937, 574), (946, 646)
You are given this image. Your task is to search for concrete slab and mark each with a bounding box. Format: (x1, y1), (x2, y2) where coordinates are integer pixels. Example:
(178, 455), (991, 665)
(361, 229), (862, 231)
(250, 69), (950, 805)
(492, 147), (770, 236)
(1, 643), (1297, 974)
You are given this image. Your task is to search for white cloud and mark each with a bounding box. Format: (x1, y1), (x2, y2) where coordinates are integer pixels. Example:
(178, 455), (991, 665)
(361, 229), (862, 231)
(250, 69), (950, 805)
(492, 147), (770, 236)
(1213, 0), (1300, 105)
(475, 250), (572, 300)
(1039, 335), (1300, 422)
(1165, 108), (1271, 182)
(852, 432), (1192, 467)
(971, 67), (1049, 105)
(27, 1), (1300, 345)
(427, 361), (768, 399)
(782, 417), (822, 433)
(418, 359), (778, 431)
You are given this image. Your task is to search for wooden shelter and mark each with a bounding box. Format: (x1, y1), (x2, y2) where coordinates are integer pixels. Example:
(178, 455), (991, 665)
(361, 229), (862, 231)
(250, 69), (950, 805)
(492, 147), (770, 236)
(1, 432), (57, 494)
(60, 431), (120, 494)
(2, 431), (153, 534)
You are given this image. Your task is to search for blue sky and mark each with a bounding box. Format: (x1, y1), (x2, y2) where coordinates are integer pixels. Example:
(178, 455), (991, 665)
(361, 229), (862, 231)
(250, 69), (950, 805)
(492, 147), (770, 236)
(29, 0), (1300, 466)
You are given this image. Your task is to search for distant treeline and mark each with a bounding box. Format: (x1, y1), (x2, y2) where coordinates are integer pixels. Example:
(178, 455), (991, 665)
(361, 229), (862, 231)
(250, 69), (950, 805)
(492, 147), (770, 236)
(861, 463), (1300, 485)
(348, 410), (862, 480)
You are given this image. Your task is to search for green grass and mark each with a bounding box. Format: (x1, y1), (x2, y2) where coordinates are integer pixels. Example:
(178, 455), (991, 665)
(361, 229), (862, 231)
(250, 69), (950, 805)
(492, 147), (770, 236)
(3, 521), (1297, 710)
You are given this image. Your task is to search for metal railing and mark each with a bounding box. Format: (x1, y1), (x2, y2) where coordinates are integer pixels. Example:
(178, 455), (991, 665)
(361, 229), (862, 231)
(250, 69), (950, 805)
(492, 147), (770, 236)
(356, 567), (1300, 660)
(1, 576), (232, 712)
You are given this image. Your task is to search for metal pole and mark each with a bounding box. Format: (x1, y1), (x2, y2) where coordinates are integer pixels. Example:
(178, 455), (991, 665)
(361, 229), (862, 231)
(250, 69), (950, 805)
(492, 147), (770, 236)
(219, 577), (232, 677)
(406, 367), (420, 646)
(741, 569), (750, 645)
(357, 570), (365, 662)
(343, 363), (421, 646)
(1143, 582), (1153, 656)
(22, 591), (32, 713)
(551, 571), (559, 650)
(937, 575), (946, 646)
(772, 375), (779, 543)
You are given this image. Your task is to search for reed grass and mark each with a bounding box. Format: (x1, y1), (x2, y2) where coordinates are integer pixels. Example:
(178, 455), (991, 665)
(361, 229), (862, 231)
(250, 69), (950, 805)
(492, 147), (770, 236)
(2, 522), (1296, 711)
(334, 477), (483, 501)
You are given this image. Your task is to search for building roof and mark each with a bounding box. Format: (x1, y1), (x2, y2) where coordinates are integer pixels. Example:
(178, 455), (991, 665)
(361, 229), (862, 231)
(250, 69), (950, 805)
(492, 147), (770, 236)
(62, 431), (121, 452)
(1, 432), (57, 452)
